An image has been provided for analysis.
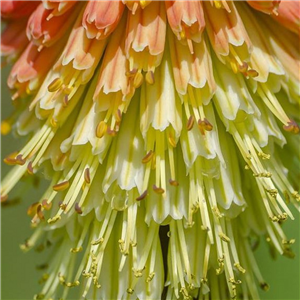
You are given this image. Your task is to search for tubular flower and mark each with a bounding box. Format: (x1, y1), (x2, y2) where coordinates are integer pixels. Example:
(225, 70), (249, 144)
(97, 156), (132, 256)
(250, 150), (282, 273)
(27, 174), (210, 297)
(1, 1), (299, 300)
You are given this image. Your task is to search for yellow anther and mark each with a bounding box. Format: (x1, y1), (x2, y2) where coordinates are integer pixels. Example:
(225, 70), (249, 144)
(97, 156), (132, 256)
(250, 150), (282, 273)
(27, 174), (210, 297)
(84, 168), (91, 184)
(253, 172), (272, 178)
(47, 215), (61, 224)
(132, 268), (144, 278)
(91, 237), (104, 245)
(136, 190), (148, 201)
(234, 263), (246, 274)
(292, 191), (300, 201)
(1, 120), (11, 135)
(3, 152), (18, 165)
(216, 256), (224, 274)
(140, 0), (151, 9)
(238, 62), (248, 73)
(212, 206), (222, 218)
(50, 118), (57, 127)
(130, 241), (137, 247)
(153, 184), (165, 194)
(187, 115), (195, 131)
(34, 294), (45, 300)
(284, 191), (290, 203)
(107, 126), (117, 136)
(219, 232), (231, 243)
(283, 120), (300, 134)
(214, 0), (222, 9)
(27, 202), (40, 217)
(282, 239), (295, 245)
(63, 95), (69, 107)
(146, 272), (155, 282)
(127, 288), (134, 294)
(70, 246), (83, 253)
(247, 69), (259, 78)
(36, 204), (44, 221)
(145, 70), (155, 84)
(201, 277), (208, 284)
(180, 29), (186, 40)
(229, 277), (242, 285)
(270, 216), (279, 222)
(48, 78), (63, 92)
(258, 152), (270, 159)
(63, 86), (73, 95)
(133, 71), (144, 88)
(198, 118), (213, 135)
(53, 180), (69, 192)
(186, 221), (195, 228)
(168, 135), (177, 148)
(180, 287), (190, 299)
(266, 188), (278, 198)
(142, 150), (154, 164)
(27, 161), (34, 175)
(39, 273), (49, 283)
(96, 121), (107, 138)
(278, 213), (288, 221)
(230, 59), (239, 74)
(169, 179), (179, 186)
(260, 282), (270, 291)
(75, 202), (83, 214)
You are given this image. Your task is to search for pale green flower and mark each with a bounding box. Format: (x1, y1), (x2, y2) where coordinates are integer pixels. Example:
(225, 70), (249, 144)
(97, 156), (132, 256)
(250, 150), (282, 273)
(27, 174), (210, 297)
(1, 1), (299, 300)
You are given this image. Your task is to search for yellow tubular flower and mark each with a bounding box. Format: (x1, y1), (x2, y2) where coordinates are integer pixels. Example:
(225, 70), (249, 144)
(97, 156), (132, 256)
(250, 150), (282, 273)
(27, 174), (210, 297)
(1, 1), (299, 300)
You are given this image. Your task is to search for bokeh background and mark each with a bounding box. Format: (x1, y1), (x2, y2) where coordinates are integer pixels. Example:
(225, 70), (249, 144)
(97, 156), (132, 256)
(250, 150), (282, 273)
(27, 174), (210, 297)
(1, 63), (299, 300)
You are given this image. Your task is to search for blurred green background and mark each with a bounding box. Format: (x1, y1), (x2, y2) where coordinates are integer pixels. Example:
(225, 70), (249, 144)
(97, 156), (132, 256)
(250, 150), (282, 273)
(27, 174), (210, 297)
(1, 65), (299, 300)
